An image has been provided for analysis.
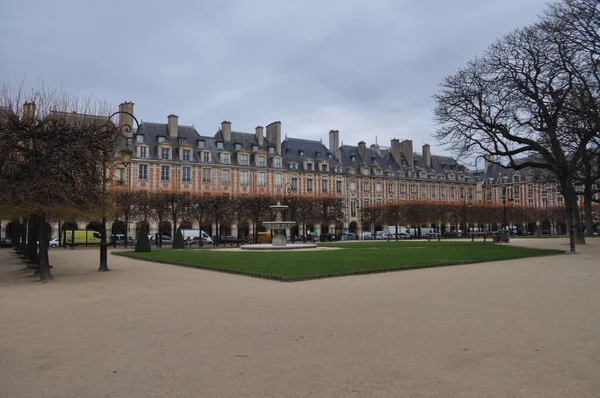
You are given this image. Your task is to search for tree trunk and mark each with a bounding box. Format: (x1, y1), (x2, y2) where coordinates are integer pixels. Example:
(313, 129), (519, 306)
(11, 218), (20, 249)
(37, 214), (53, 281)
(27, 217), (39, 264)
(124, 216), (129, 248)
(583, 187), (594, 237)
(173, 214), (178, 248)
(20, 218), (27, 254)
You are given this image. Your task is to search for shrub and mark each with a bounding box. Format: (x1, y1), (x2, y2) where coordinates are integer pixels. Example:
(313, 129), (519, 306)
(173, 227), (185, 249)
(135, 223), (151, 253)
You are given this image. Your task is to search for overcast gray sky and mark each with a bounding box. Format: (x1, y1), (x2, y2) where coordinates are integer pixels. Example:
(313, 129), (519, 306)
(1, 0), (549, 155)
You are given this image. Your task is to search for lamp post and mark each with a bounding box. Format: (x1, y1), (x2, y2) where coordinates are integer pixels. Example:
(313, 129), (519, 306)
(98, 110), (139, 272)
(464, 193), (473, 239)
(501, 186), (514, 231)
(122, 150), (132, 248)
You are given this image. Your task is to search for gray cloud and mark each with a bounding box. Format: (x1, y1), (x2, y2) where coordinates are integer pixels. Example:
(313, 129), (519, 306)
(1, 0), (548, 155)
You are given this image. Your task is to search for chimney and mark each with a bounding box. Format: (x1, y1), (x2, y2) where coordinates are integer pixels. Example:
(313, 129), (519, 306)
(22, 101), (36, 120)
(358, 141), (367, 162)
(370, 143), (380, 156)
(380, 148), (389, 157)
(266, 121), (282, 155)
(329, 129), (340, 160)
(118, 101), (135, 137)
(422, 144), (431, 168)
(168, 114), (179, 138)
(255, 125), (264, 146)
(390, 138), (402, 166)
(400, 140), (414, 167)
(221, 120), (232, 142)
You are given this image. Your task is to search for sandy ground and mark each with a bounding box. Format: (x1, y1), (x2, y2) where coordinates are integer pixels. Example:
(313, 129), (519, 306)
(0, 238), (598, 398)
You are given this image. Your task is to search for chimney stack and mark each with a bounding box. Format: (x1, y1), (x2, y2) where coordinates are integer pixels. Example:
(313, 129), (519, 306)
(358, 141), (367, 162)
(22, 101), (36, 120)
(255, 126), (264, 146)
(266, 121), (282, 155)
(390, 139), (402, 167)
(168, 114), (179, 138)
(118, 101), (135, 137)
(422, 144), (431, 168)
(370, 143), (380, 156)
(328, 129), (340, 160)
(221, 121), (232, 142)
(400, 140), (414, 167)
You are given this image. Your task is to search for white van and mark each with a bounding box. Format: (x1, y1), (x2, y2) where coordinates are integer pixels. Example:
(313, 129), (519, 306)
(181, 229), (213, 244)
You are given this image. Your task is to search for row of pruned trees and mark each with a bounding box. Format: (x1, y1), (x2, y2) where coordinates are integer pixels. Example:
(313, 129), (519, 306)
(109, 190), (346, 245)
(0, 86), (122, 280)
(434, 0), (600, 248)
(361, 202), (570, 234)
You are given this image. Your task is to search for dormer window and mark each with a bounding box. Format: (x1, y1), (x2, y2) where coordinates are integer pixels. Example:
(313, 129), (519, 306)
(136, 135), (144, 143)
(139, 146), (147, 159)
(350, 155), (355, 162)
(268, 147), (275, 154)
(182, 149), (190, 162)
(179, 137), (187, 144)
(253, 145), (259, 152)
(306, 162), (313, 171)
(198, 140), (205, 148)
(257, 155), (265, 167)
(234, 143), (242, 150)
(221, 153), (230, 164)
(327, 152), (332, 158)
(274, 157), (281, 168)
(158, 136), (166, 143)
(161, 147), (170, 160)
(239, 153), (249, 166)
(315, 151), (321, 157)
(216, 142), (224, 149)
(299, 150), (304, 156)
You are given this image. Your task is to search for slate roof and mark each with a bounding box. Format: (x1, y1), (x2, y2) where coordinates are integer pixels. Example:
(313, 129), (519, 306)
(282, 137), (341, 170)
(136, 121), (204, 162)
(479, 156), (551, 185)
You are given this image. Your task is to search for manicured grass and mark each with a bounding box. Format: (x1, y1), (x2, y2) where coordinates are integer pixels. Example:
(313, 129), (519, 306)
(116, 241), (563, 282)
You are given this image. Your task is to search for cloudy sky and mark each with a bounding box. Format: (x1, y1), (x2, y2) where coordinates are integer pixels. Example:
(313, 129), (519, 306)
(1, 0), (549, 155)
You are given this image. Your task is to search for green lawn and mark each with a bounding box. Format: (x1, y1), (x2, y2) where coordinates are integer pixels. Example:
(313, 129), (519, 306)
(116, 241), (563, 281)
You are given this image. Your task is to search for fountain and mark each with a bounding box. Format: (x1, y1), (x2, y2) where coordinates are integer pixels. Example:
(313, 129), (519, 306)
(240, 201), (317, 250)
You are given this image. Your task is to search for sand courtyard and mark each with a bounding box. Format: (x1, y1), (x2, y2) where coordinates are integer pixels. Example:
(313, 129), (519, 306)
(0, 238), (598, 398)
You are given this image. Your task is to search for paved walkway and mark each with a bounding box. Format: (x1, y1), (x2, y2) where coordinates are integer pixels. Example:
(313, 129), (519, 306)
(0, 239), (598, 398)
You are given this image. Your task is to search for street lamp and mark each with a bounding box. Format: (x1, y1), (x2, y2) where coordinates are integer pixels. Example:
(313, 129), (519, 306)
(501, 186), (514, 231)
(98, 110), (139, 272)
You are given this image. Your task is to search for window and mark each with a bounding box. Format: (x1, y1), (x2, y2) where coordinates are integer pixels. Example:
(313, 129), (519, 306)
(268, 147), (275, 154)
(307, 178), (313, 192)
(274, 158), (281, 168)
(528, 184), (534, 196)
(432, 185), (437, 199)
(364, 182), (369, 193)
(557, 196), (563, 205)
(138, 164), (148, 180)
(321, 163), (328, 172)
(469, 187), (474, 199)
(376, 183), (382, 193)
(161, 165), (170, 181)
(441, 185), (447, 200)
(275, 173), (282, 187)
(350, 181), (356, 192)
(351, 199), (357, 217)
(306, 163), (313, 171)
(182, 149), (190, 162)
(202, 168), (211, 183)
(202, 151), (210, 163)
(216, 142), (223, 149)
(253, 145), (259, 152)
(542, 198), (548, 208)
(222, 169), (231, 185)
(158, 136), (166, 143)
(460, 187), (465, 199)
(139, 146), (147, 159)
(388, 183), (394, 195)
(410, 184), (417, 195)
(115, 168), (123, 183)
(258, 172), (266, 187)
(322, 180), (328, 192)
(136, 135), (144, 143)
(161, 147), (170, 160)
(450, 187), (455, 199)
(377, 198), (382, 206)
(363, 198), (369, 207)
(221, 153), (230, 164)
(179, 137), (187, 144)
(182, 167), (191, 182)
(486, 188), (492, 200)
(421, 184), (427, 200)
(291, 177), (298, 191)
(257, 156), (265, 167)
(541, 183), (548, 194)
(336, 181), (342, 193)
(400, 184), (406, 194)
(198, 140), (205, 148)
(234, 143), (242, 150)
(528, 198), (534, 207)
(240, 170), (249, 186)
(513, 184), (519, 197)
(240, 153), (249, 165)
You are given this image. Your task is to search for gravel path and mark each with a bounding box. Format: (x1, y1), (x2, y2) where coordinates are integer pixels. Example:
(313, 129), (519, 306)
(0, 238), (598, 398)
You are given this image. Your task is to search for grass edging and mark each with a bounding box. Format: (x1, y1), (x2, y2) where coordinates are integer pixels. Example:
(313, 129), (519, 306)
(112, 249), (565, 282)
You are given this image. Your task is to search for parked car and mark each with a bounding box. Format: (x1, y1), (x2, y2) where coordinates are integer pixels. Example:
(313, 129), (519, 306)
(149, 235), (173, 245)
(49, 238), (61, 248)
(111, 234), (135, 246)
(346, 232), (358, 240)
(0, 238), (12, 247)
